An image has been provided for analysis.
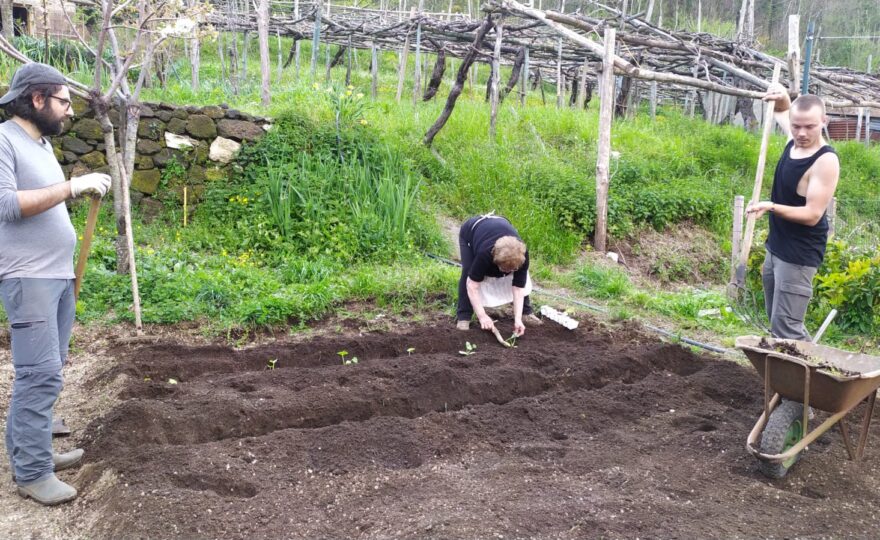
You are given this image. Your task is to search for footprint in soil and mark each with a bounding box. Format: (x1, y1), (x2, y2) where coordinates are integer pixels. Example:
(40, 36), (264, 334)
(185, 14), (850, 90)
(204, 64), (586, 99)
(670, 415), (718, 433)
(170, 473), (258, 499)
(800, 486), (827, 500)
(229, 381), (257, 393)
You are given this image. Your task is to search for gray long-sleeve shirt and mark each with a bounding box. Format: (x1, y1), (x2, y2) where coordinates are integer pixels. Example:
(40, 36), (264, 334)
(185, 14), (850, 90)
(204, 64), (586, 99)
(0, 120), (75, 280)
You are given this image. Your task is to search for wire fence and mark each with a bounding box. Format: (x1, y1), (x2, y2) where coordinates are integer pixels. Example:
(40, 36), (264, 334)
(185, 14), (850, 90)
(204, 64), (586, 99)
(833, 198), (880, 254)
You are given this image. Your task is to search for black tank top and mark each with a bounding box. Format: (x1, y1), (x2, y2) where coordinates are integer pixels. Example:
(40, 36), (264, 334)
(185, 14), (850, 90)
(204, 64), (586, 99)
(765, 140), (836, 268)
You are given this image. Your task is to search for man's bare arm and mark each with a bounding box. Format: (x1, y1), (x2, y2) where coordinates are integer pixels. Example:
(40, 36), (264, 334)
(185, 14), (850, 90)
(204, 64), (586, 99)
(763, 83), (792, 138)
(17, 182), (72, 218)
(747, 153), (839, 226)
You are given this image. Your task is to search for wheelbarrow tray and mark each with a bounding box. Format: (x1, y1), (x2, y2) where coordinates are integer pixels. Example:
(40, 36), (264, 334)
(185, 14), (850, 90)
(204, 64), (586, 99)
(736, 336), (880, 414)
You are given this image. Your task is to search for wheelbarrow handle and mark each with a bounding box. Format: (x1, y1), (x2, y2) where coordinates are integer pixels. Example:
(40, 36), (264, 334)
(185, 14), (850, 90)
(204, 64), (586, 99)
(73, 196), (102, 301)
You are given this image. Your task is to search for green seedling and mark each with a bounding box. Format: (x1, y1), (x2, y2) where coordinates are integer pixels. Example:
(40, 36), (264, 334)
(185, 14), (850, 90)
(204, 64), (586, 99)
(459, 341), (477, 356)
(338, 350), (349, 365)
(406, 347), (415, 355)
(506, 334), (518, 347)
(344, 356), (359, 366)
(266, 358), (278, 370)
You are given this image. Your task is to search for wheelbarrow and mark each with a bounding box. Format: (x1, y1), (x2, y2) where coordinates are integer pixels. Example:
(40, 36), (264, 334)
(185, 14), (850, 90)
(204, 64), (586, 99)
(736, 335), (880, 479)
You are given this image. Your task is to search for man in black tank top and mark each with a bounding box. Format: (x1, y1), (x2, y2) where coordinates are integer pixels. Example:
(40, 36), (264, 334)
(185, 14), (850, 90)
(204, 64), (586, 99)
(746, 87), (840, 340)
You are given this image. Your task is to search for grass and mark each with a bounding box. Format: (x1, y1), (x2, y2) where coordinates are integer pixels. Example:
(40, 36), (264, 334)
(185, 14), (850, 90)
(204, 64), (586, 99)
(0, 31), (877, 349)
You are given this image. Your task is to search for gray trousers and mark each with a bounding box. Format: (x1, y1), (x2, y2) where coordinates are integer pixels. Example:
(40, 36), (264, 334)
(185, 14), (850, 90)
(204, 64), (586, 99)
(762, 250), (817, 341)
(0, 278), (74, 485)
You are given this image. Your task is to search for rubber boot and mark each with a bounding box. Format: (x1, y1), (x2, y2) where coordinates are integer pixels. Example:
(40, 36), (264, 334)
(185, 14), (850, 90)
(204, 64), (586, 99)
(523, 313), (544, 327)
(17, 474), (77, 506)
(53, 448), (84, 472)
(11, 449), (85, 483)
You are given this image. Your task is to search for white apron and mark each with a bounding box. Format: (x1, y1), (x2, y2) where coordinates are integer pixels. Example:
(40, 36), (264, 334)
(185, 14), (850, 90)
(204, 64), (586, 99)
(479, 272), (533, 308)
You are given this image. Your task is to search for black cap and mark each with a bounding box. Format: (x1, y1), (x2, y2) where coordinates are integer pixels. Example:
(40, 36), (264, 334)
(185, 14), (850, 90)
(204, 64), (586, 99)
(0, 62), (67, 105)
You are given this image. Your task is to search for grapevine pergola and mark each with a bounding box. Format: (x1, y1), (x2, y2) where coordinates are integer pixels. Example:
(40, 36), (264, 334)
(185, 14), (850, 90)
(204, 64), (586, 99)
(208, 0), (880, 111)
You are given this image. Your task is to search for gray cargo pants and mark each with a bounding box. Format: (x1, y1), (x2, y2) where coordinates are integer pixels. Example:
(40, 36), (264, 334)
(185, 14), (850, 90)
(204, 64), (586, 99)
(762, 250), (817, 341)
(0, 278), (75, 485)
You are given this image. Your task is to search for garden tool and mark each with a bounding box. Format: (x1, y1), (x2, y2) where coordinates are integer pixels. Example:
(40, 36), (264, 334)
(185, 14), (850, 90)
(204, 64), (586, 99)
(490, 326), (513, 348)
(729, 65), (781, 332)
(73, 195), (101, 301)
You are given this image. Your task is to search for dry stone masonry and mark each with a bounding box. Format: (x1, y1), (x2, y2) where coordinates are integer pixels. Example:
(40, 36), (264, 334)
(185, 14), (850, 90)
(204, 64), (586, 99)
(41, 96), (271, 208)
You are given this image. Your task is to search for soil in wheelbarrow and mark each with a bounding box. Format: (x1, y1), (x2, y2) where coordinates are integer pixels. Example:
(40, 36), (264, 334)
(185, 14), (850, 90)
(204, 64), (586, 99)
(48, 315), (880, 538)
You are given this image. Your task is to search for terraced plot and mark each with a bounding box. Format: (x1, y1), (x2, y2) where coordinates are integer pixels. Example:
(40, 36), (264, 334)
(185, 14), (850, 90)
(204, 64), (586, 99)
(65, 317), (880, 538)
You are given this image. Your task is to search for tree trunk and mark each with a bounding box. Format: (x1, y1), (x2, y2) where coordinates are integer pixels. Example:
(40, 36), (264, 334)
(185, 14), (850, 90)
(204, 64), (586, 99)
(423, 16), (494, 147)
(330, 46), (346, 68)
(423, 48), (446, 101)
(284, 38), (299, 68)
(615, 76), (633, 117)
(498, 46), (525, 105)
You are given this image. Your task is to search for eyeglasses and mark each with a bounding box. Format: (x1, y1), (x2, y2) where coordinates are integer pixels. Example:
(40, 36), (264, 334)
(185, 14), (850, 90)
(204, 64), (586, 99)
(46, 95), (72, 111)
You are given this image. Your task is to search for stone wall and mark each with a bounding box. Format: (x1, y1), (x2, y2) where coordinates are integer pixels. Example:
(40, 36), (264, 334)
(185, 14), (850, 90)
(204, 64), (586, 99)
(48, 97), (270, 210)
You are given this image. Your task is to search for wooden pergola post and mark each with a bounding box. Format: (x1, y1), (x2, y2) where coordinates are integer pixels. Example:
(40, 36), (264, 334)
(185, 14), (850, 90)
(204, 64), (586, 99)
(310, 0), (321, 78)
(787, 15), (800, 95)
(371, 41), (379, 98)
(489, 16), (504, 139)
(594, 28), (615, 253)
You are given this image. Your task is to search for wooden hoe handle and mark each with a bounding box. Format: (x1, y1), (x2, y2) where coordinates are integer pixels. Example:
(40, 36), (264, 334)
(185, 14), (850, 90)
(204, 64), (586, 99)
(73, 196), (102, 301)
(738, 64), (783, 270)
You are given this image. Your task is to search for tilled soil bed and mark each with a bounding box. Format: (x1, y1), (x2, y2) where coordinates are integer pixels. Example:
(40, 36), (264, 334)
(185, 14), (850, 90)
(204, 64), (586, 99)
(19, 316), (880, 538)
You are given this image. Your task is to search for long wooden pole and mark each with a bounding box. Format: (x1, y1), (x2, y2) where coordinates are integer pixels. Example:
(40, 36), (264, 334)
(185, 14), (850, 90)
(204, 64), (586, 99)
(73, 197), (101, 300)
(787, 15), (800, 95)
(371, 41), (379, 98)
(489, 16), (503, 139)
(734, 64), (782, 288)
(594, 28), (615, 253)
(311, 0), (322, 78)
(413, 21), (422, 105)
(257, 0), (271, 106)
(396, 11), (413, 103)
(729, 195), (744, 286)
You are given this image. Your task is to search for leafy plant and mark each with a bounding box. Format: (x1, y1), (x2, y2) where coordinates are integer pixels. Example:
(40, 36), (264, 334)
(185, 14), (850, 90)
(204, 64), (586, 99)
(458, 341), (477, 356)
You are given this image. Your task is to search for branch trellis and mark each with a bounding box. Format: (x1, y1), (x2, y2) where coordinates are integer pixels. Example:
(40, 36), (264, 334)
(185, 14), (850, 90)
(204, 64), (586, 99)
(208, 0), (880, 114)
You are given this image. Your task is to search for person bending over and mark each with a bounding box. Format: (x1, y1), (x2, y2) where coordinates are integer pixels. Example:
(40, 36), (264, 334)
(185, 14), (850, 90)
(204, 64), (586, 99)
(456, 213), (542, 336)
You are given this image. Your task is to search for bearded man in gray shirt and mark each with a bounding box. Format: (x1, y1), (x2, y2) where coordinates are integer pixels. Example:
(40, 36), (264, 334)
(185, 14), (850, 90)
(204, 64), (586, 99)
(0, 63), (110, 505)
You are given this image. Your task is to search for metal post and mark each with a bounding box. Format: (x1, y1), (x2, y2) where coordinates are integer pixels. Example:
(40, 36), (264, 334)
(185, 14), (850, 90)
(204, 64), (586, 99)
(801, 20), (814, 95)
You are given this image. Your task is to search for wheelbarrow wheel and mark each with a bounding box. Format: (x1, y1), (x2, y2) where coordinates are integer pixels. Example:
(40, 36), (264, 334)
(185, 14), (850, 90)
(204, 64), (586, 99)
(759, 399), (805, 479)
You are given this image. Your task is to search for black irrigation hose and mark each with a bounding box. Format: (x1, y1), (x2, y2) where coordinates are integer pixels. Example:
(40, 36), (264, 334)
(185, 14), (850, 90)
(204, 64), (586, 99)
(424, 253), (733, 356)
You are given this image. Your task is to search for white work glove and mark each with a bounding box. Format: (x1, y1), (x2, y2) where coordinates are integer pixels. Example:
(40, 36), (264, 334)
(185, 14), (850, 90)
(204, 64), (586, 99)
(70, 173), (111, 198)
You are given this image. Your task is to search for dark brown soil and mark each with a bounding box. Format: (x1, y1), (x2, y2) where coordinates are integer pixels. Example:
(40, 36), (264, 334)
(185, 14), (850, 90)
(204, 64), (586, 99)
(66, 315), (880, 539)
